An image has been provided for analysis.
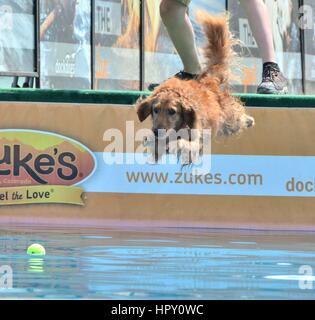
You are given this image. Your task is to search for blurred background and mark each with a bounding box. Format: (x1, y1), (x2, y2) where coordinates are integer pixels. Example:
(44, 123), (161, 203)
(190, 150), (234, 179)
(0, 0), (314, 94)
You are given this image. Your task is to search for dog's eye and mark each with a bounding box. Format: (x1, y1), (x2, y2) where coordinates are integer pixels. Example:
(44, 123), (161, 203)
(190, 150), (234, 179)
(168, 109), (176, 116)
(153, 108), (160, 114)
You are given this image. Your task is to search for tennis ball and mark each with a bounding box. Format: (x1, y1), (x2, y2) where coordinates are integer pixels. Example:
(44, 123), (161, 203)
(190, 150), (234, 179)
(27, 244), (46, 256)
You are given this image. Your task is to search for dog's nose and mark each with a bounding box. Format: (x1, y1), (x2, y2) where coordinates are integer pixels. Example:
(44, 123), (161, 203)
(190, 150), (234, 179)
(153, 129), (159, 137)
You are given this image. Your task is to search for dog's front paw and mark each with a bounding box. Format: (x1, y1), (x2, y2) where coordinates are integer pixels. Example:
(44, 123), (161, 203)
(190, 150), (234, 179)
(168, 139), (181, 155)
(178, 140), (201, 166)
(143, 134), (155, 147)
(146, 154), (157, 164)
(143, 135), (158, 164)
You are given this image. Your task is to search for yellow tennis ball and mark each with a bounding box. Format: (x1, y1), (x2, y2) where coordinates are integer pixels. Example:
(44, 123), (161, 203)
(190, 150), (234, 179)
(27, 244), (46, 256)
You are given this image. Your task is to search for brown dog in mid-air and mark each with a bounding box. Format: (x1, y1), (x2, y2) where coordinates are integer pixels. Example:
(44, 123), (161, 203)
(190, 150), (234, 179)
(136, 12), (254, 164)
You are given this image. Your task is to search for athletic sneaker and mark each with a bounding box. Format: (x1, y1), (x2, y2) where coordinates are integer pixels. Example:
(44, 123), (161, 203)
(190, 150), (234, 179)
(257, 62), (288, 94)
(148, 70), (199, 91)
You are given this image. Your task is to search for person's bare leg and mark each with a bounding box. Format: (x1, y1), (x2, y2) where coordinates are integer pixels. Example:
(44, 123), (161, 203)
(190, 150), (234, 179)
(240, 0), (288, 94)
(160, 0), (201, 74)
(240, 0), (276, 63)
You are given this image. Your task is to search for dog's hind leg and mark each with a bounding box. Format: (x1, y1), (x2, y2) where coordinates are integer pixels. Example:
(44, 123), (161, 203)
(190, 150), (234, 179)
(220, 114), (255, 136)
(241, 114), (255, 129)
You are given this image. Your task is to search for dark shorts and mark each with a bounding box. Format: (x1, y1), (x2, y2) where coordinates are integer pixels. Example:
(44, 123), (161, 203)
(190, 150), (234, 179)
(175, 0), (191, 6)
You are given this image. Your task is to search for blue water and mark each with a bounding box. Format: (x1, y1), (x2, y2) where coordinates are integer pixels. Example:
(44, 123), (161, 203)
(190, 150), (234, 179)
(0, 226), (315, 299)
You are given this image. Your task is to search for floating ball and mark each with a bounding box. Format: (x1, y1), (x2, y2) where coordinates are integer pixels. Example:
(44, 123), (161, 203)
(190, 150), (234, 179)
(27, 244), (46, 256)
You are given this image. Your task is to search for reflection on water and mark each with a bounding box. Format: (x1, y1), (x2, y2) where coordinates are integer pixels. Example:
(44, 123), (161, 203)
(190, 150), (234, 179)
(28, 258), (44, 273)
(0, 226), (315, 299)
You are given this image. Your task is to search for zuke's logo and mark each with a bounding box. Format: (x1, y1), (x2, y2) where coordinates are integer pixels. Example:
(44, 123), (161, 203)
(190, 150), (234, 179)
(0, 130), (96, 187)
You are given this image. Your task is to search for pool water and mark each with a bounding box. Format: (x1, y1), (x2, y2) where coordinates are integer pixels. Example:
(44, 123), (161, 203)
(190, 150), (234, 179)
(0, 226), (315, 299)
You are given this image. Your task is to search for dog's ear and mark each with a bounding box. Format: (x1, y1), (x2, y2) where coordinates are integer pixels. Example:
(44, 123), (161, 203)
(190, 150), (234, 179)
(136, 98), (152, 122)
(181, 103), (197, 128)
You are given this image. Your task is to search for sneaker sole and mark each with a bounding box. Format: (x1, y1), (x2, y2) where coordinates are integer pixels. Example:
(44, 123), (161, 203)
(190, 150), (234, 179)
(257, 86), (289, 95)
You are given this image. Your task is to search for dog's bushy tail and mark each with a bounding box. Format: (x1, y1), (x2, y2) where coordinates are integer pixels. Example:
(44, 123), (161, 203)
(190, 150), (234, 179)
(196, 11), (237, 87)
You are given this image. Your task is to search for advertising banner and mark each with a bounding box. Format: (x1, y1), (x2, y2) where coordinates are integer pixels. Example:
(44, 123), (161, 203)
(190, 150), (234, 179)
(40, 0), (91, 89)
(303, 0), (315, 94)
(0, 0), (35, 74)
(94, 0), (140, 90)
(0, 100), (315, 231)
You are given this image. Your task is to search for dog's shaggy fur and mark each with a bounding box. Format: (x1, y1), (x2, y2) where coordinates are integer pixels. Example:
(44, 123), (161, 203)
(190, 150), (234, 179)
(136, 12), (254, 164)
